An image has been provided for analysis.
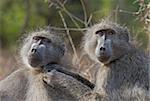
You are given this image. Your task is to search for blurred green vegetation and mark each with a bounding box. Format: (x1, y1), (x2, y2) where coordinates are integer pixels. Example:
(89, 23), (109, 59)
(0, 0), (149, 50)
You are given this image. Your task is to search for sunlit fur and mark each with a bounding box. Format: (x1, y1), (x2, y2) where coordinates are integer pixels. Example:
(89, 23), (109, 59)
(0, 29), (91, 101)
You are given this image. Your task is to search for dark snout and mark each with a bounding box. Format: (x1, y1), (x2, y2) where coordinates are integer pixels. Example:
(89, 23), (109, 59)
(28, 45), (45, 68)
(31, 47), (37, 54)
(100, 46), (106, 52)
(97, 44), (112, 63)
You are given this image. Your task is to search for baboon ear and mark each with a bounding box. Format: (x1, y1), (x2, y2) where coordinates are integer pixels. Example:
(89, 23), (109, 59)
(119, 27), (129, 42)
(124, 28), (130, 42)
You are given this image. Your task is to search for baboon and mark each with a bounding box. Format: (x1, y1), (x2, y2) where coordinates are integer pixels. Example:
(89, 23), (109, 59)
(80, 20), (150, 101)
(0, 29), (93, 101)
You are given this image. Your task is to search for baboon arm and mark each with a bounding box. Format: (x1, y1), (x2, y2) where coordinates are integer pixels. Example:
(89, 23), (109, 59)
(43, 64), (95, 89)
(43, 70), (92, 98)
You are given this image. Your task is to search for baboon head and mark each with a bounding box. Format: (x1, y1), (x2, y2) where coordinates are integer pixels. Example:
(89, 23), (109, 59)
(21, 29), (65, 69)
(83, 20), (131, 64)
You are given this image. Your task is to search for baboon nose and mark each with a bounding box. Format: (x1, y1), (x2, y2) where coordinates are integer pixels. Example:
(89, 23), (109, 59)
(31, 48), (37, 53)
(100, 47), (105, 51)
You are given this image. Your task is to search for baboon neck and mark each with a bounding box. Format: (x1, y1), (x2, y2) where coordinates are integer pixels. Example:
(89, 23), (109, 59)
(101, 48), (149, 90)
(26, 73), (49, 101)
(106, 46), (137, 67)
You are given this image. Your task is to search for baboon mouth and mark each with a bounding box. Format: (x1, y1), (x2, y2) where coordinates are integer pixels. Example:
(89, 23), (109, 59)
(29, 62), (41, 67)
(98, 55), (110, 63)
(29, 57), (41, 63)
(28, 56), (42, 67)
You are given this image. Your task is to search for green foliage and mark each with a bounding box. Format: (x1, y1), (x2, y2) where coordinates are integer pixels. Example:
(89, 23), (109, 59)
(101, 0), (112, 16)
(0, 1), (24, 48)
(0, 0), (48, 48)
(0, 0), (149, 49)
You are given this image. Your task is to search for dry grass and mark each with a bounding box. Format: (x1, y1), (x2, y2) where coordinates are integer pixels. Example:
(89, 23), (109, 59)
(0, 50), (18, 80)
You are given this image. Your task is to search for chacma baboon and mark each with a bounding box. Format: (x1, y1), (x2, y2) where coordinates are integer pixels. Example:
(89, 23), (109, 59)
(0, 29), (93, 101)
(80, 20), (149, 101)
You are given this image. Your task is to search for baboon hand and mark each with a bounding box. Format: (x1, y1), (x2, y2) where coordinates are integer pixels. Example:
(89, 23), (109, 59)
(43, 69), (72, 87)
(43, 70), (58, 86)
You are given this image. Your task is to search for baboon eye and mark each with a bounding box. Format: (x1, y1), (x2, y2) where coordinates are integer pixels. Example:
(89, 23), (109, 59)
(107, 29), (115, 35)
(95, 30), (104, 36)
(43, 38), (51, 43)
(33, 36), (40, 41)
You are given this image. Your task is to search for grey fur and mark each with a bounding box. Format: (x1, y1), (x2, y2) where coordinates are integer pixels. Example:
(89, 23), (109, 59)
(0, 29), (92, 101)
(80, 20), (150, 101)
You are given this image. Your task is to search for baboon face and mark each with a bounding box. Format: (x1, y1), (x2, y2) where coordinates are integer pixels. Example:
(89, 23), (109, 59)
(94, 28), (129, 64)
(83, 22), (130, 64)
(21, 30), (65, 68)
(95, 29), (114, 63)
